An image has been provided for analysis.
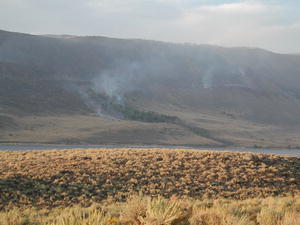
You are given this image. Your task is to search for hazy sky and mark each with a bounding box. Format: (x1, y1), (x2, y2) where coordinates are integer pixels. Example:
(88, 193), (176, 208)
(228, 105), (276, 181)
(0, 0), (299, 53)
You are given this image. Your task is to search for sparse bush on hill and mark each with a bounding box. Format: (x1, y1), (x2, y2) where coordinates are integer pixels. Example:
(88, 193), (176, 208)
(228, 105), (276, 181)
(113, 104), (179, 123)
(89, 91), (211, 137)
(89, 91), (176, 123)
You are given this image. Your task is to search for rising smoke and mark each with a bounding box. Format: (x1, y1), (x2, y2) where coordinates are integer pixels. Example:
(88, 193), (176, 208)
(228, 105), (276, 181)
(92, 61), (142, 104)
(73, 43), (256, 117)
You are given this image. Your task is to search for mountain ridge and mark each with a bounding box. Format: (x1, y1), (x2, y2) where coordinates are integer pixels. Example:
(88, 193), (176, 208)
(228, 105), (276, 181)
(1, 29), (300, 147)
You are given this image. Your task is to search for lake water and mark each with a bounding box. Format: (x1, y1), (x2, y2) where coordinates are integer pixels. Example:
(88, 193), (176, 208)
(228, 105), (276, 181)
(0, 143), (299, 157)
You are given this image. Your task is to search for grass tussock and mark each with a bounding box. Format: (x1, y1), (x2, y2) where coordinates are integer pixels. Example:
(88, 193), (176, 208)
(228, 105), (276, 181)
(0, 148), (299, 209)
(1, 194), (300, 225)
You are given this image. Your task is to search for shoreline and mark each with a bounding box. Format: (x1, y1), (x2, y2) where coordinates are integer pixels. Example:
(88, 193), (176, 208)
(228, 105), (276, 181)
(0, 142), (299, 157)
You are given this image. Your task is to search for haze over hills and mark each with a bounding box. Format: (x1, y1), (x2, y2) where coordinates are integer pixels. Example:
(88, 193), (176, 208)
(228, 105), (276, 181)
(1, 30), (300, 147)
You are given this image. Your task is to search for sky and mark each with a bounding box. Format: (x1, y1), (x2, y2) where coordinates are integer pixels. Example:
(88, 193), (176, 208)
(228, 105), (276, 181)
(0, 0), (299, 53)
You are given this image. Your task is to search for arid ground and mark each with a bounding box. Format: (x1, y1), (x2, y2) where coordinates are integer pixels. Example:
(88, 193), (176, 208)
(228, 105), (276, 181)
(0, 148), (299, 209)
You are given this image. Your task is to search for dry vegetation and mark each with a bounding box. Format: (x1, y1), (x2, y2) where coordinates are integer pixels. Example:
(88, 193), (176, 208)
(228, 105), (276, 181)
(0, 148), (299, 210)
(1, 194), (300, 225)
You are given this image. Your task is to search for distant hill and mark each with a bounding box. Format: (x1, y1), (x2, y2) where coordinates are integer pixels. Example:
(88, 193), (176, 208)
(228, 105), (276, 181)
(1, 30), (300, 147)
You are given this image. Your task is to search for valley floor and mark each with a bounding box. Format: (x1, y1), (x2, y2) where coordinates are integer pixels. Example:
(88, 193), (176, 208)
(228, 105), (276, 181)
(2, 114), (300, 148)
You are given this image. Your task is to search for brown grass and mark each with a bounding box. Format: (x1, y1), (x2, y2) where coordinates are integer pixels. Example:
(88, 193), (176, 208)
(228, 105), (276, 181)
(0, 148), (299, 209)
(1, 194), (300, 225)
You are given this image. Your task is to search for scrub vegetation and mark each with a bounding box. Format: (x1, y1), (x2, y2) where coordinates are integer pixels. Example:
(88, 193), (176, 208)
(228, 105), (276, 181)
(1, 194), (300, 225)
(113, 104), (178, 123)
(0, 148), (299, 209)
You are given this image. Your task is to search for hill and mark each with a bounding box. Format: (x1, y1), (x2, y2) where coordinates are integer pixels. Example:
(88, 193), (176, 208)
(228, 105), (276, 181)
(1, 30), (300, 147)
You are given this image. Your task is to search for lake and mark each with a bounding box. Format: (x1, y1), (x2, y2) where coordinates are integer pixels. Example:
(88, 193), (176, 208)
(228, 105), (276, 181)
(0, 143), (299, 156)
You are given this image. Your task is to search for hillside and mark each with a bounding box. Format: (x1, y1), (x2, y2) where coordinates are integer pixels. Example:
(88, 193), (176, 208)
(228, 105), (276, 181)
(1, 30), (300, 147)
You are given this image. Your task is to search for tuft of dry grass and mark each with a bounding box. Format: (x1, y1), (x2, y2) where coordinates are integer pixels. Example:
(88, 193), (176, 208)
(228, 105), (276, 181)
(0, 148), (299, 209)
(137, 195), (190, 225)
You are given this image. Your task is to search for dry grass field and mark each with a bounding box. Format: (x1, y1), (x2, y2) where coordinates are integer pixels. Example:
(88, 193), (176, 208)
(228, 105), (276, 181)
(0, 148), (299, 210)
(1, 194), (300, 225)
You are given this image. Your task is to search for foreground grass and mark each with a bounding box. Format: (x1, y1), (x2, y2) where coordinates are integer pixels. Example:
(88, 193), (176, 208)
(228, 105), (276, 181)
(0, 148), (299, 209)
(1, 194), (300, 225)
